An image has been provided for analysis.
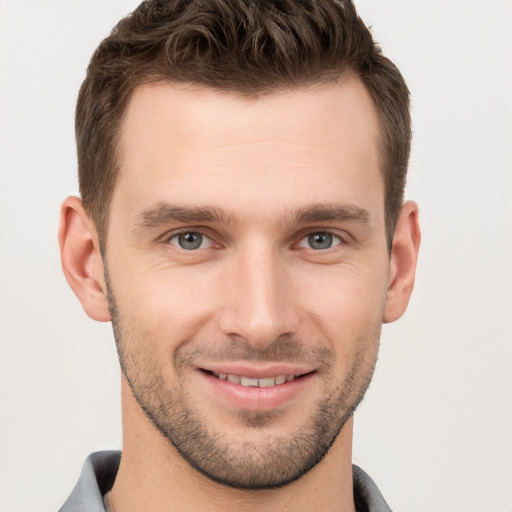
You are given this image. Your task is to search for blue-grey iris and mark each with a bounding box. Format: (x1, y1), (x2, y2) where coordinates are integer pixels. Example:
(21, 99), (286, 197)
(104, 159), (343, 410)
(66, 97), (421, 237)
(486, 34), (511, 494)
(178, 232), (203, 250)
(308, 232), (333, 250)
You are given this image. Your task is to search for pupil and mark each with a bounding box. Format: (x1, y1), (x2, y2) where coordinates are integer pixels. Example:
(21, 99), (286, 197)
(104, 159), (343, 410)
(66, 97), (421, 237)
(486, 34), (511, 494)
(309, 232), (332, 250)
(179, 232), (202, 250)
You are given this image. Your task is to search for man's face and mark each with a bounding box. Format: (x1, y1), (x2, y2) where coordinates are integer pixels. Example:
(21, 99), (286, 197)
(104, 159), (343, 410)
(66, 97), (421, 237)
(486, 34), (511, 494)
(105, 78), (390, 489)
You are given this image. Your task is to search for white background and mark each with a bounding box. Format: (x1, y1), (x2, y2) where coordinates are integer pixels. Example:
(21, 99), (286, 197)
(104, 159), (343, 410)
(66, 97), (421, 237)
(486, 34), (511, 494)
(0, 1), (511, 511)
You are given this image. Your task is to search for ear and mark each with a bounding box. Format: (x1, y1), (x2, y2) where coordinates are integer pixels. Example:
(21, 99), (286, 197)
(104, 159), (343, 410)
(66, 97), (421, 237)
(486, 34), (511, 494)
(58, 196), (111, 322)
(383, 201), (421, 323)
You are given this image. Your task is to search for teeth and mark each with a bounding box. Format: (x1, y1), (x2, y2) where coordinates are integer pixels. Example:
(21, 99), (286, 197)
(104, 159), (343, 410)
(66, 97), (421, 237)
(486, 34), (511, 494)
(258, 377), (276, 388)
(241, 376), (259, 387)
(212, 372), (297, 387)
(275, 375), (287, 385)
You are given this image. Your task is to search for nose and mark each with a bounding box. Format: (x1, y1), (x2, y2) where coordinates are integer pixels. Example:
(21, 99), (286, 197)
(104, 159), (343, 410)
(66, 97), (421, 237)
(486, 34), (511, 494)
(218, 243), (300, 350)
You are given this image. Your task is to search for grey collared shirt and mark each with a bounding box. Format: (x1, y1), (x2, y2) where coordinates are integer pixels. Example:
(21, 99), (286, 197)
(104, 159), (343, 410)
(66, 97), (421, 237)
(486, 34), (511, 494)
(59, 451), (392, 512)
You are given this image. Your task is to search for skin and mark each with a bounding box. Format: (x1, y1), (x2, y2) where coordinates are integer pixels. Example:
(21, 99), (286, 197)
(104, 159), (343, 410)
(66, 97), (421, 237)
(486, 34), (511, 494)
(59, 76), (420, 512)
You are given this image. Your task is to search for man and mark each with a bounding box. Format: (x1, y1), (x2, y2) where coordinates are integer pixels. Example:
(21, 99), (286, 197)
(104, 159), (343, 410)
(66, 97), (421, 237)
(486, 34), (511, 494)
(58, 0), (420, 510)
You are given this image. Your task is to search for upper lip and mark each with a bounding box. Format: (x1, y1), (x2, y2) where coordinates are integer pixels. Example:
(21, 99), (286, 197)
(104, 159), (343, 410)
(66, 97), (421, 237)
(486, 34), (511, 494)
(197, 363), (315, 379)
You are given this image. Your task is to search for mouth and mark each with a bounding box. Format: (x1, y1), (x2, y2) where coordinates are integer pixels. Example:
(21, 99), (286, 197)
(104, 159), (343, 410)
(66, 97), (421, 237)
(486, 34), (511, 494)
(203, 370), (306, 387)
(197, 366), (316, 411)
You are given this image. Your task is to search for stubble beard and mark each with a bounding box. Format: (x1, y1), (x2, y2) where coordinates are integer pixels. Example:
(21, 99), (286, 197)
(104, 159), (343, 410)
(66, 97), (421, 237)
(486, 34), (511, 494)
(106, 284), (381, 490)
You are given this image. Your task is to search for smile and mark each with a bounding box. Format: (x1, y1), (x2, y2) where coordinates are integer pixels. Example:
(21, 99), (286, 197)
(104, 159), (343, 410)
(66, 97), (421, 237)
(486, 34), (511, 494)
(198, 367), (316, 410)
(211, 372), (297, 387)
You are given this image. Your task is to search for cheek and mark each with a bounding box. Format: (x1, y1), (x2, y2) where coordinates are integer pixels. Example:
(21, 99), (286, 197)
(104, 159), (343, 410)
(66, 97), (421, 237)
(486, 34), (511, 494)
(292, 263), (388, 349)
(108, 245), (389, 357)
(110, 260), (221, 341)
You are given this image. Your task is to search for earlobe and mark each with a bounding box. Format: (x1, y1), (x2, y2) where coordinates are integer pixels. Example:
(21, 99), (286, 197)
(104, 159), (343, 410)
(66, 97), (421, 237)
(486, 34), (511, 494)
(383, 201), (421, 323)
(58, 196), (111, 322)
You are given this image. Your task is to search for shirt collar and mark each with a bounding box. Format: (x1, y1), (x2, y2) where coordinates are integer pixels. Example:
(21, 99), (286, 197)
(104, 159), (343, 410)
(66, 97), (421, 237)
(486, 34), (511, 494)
(59, 451), (392, 512)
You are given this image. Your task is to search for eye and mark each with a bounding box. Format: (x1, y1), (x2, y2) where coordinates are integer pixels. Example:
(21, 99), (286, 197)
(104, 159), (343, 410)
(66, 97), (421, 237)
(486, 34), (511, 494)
(168, 231), (213, 250)
(297, 232), (342, 250)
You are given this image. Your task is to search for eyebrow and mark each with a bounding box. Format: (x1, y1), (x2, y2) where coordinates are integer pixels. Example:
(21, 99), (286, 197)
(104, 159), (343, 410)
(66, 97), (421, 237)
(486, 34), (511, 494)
(134, 203), (232, 230)
(292, 204), (370, 224)
(134, 202), (370, 231)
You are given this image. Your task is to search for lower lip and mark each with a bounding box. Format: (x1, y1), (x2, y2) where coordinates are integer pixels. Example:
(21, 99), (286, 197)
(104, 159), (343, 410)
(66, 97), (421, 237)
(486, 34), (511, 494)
(198, 371), (315, 411)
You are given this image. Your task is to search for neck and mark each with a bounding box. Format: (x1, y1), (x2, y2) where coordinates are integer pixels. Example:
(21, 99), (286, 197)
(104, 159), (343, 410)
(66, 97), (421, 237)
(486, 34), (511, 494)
(111, 380), (356, 512)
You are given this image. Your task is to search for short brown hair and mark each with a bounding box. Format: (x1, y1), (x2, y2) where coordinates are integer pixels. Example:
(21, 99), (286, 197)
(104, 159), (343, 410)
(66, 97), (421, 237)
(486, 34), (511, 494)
(76, 0), (411, 248)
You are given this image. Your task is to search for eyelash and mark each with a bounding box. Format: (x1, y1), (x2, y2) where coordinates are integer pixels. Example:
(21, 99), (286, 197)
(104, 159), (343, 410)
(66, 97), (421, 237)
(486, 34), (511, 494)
(165, 230), (217, 251)
(295, 231), (343, 250)
(164, 229), (346, 252)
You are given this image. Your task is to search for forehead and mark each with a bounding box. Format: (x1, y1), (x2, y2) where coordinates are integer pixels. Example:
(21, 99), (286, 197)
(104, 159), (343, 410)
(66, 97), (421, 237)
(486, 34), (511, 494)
(113, 78), (383, 225)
